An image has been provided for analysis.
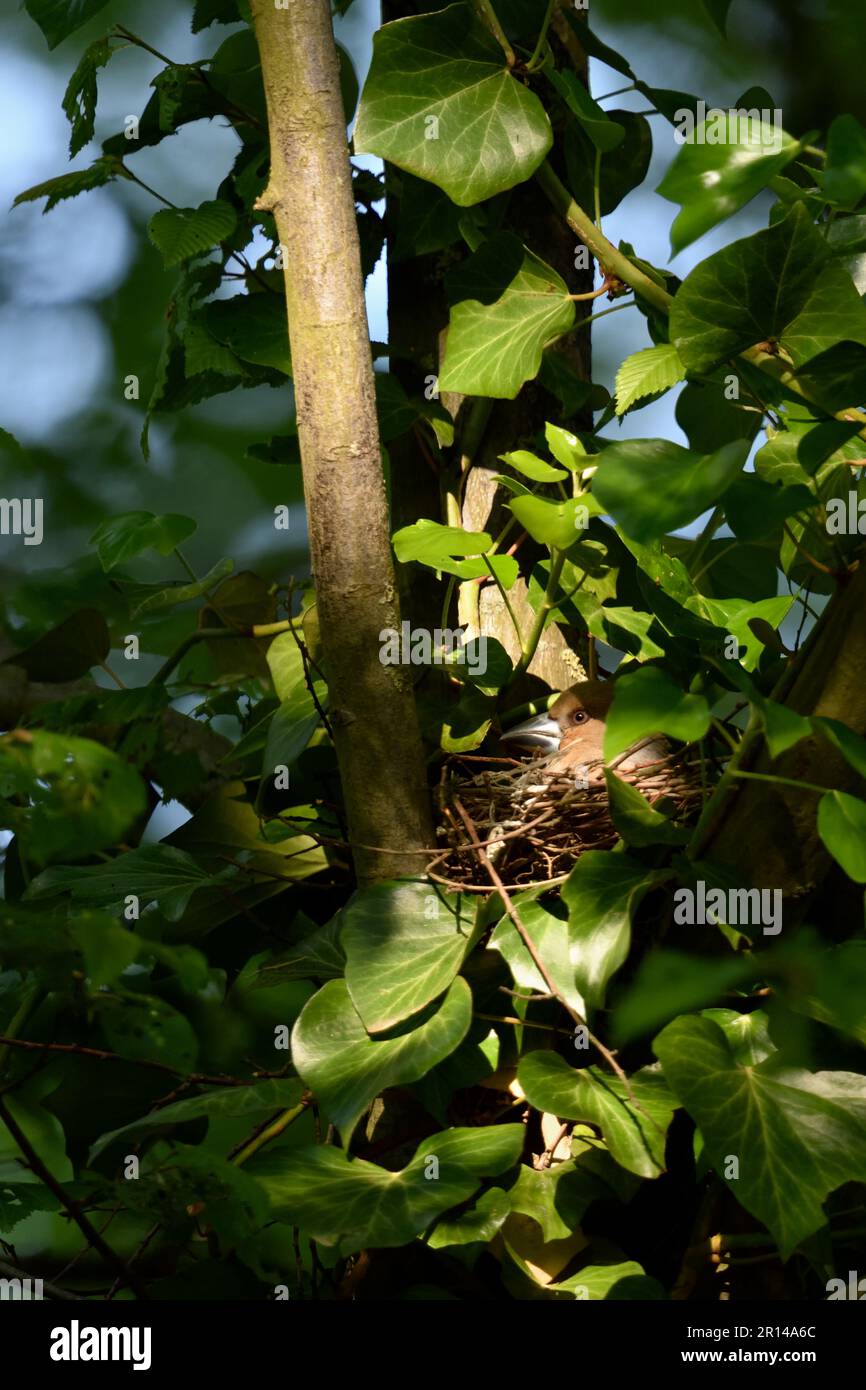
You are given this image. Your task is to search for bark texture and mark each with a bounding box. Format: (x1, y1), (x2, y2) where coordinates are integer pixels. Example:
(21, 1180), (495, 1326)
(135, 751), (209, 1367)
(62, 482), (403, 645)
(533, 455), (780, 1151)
(250, 0), (433, 882)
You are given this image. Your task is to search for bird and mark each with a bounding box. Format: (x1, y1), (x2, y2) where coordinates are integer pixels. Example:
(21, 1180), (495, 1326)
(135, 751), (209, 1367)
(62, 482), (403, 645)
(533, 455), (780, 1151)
(499, 679), (669, 784)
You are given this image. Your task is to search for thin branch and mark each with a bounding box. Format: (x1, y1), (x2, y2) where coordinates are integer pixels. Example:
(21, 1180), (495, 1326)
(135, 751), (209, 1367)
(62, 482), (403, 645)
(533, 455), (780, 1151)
(0, 1094), (150, 1301)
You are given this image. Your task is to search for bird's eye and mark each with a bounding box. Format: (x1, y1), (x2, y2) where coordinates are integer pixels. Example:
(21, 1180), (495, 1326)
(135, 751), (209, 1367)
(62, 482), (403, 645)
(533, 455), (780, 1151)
(572, 711), (588, 725)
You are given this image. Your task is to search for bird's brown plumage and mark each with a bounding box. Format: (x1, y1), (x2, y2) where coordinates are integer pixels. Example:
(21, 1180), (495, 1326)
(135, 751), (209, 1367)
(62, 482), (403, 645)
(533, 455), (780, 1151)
(501, 679), (668, 781)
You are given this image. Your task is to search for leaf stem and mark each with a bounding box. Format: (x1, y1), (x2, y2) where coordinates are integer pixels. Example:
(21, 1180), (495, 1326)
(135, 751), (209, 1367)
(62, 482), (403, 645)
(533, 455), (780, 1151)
(526, 0), (557, 71)
(472, 0), (516, 66)
(730, 769), (831, 796)
(536, 160), (672, 314)
(513, 547), (566, 678)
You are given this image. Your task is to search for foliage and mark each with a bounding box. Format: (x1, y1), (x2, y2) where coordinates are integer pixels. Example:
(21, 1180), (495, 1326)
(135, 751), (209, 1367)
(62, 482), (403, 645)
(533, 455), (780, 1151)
(3, 0), (866, 1304)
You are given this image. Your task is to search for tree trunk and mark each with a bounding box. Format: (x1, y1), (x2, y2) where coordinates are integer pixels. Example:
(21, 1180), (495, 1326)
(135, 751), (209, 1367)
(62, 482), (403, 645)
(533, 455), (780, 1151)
(250, 0), (434, 883)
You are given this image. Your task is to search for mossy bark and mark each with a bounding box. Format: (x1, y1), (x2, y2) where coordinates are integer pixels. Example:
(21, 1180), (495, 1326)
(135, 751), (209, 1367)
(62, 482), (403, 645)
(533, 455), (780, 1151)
(250, 0), (433, 882)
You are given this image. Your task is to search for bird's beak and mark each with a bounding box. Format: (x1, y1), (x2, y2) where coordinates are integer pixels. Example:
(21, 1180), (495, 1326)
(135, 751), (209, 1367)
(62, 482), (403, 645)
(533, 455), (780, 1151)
(500, 712), (561, 754)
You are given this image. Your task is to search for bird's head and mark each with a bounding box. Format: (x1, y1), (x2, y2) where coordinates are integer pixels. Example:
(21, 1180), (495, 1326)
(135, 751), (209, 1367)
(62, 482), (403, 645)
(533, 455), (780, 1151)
(499, 680), (613, 764)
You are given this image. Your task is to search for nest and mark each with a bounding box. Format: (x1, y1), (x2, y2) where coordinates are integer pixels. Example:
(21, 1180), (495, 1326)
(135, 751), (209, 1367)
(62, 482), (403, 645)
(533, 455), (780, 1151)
(428, 746), (707, 893)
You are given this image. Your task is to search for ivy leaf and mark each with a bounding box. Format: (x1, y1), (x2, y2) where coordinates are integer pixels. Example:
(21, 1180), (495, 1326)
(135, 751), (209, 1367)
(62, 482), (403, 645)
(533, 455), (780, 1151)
(613, 953), (757, 1045)
(0, 732), (147, 866)
(90, 511), (197, 571)
(545, 423), (588, 471)
(605, 773), (690, 848)
(148, 201), (238, 268)
(657, 114), (800, 253)
(3, 609), (110, 682)
(490, 897), (586, 1020)
(723, 474), (816, 541)
(593, 438), (749, 542)
(653, 1015), (866, 1258)
(342, 882), (476, 1033)
(551, 1254), (665, 1300)
(817, 791), (866, 883)
(439, 235), (575, 398)
(518, 1054), (677, 1179)
(563, 851), (662, 1010)
(13, 156), (123, 213)
(26, 845), (236, 923)
(614, 344), (685, 416)
(290, 977), (472, 1142)
(23, 0), (111, 49)
(825, 115), (866, 209)
(547, 68), (625, 152)
(89, 1079), (304, 1163)
(671, 205), (866, 374)
(565, 110), (652, 218)
(353, 2), (552, 207)
(249, 1125), (523, 1253)
(604, 667), (711, 760)
(62, 36), (113, 155)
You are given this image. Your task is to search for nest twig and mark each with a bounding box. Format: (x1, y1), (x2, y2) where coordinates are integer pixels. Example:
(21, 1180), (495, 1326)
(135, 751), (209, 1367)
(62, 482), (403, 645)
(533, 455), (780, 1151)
(428, 746), (707, 892)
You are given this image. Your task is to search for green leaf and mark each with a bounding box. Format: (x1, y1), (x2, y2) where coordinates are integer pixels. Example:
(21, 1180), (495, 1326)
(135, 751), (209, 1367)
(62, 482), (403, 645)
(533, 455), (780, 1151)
(563, 851), (661, 1010)
(290, 977), (472, 1141)
(812, 715), (866, 779)
(723, 474), (816, 541)
(62, 36), (113, 155)
(499, 450), (567, 483)
(3, 609), (110, 681)
(489, 897), (586, 1019)
(507, 1141), (634, 1242)
(439, 235), (575, 398)
(545, 423), (588, 471)
(148, 200), (238, 268)
(593, 438), (749, 543)
(518, 1053), (677, 1179)
(427, 1185), (511, 1250)
(89, 1078), (304, 1163)
(825, 115), (866, 209)
(392, 518), (492, 569)
(0, 732), (147, 866)
(653, 1015), (866, 1258)
(90, 511), (197, 571)
(613, 951), (756, 1044)
(615, 344), (685, 415)
(342, 882), (475, 1033)
(508, 494), (603, 550)
(757, 695), (812, 757)
(817, 791), (866, 883)
(703, 0), (733, 36)
(192, 0), (240, 30)
(604, 668), (711, 760)
(23, 0), (111, 49)
(353, 3), (552, 207)
(14, 156), (122, 213)
(547, 68), (624, 152)
(201, 295), (292, 375)
(242, 917), (346, 988)
(26, 845), (235, 923)
(121, 557), (234, 616)
(605, 772), (690, 848)
(249, 1124), (523, 1253)
(658, 114), (799, 253)
(671, 205), (866, 374)
(551, 1253), (664, 1300)
(565, 110), (652, 218)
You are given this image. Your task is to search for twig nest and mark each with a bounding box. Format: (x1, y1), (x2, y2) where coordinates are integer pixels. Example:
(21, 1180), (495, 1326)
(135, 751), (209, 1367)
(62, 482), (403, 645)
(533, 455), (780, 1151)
(428, 749), (706, 892)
